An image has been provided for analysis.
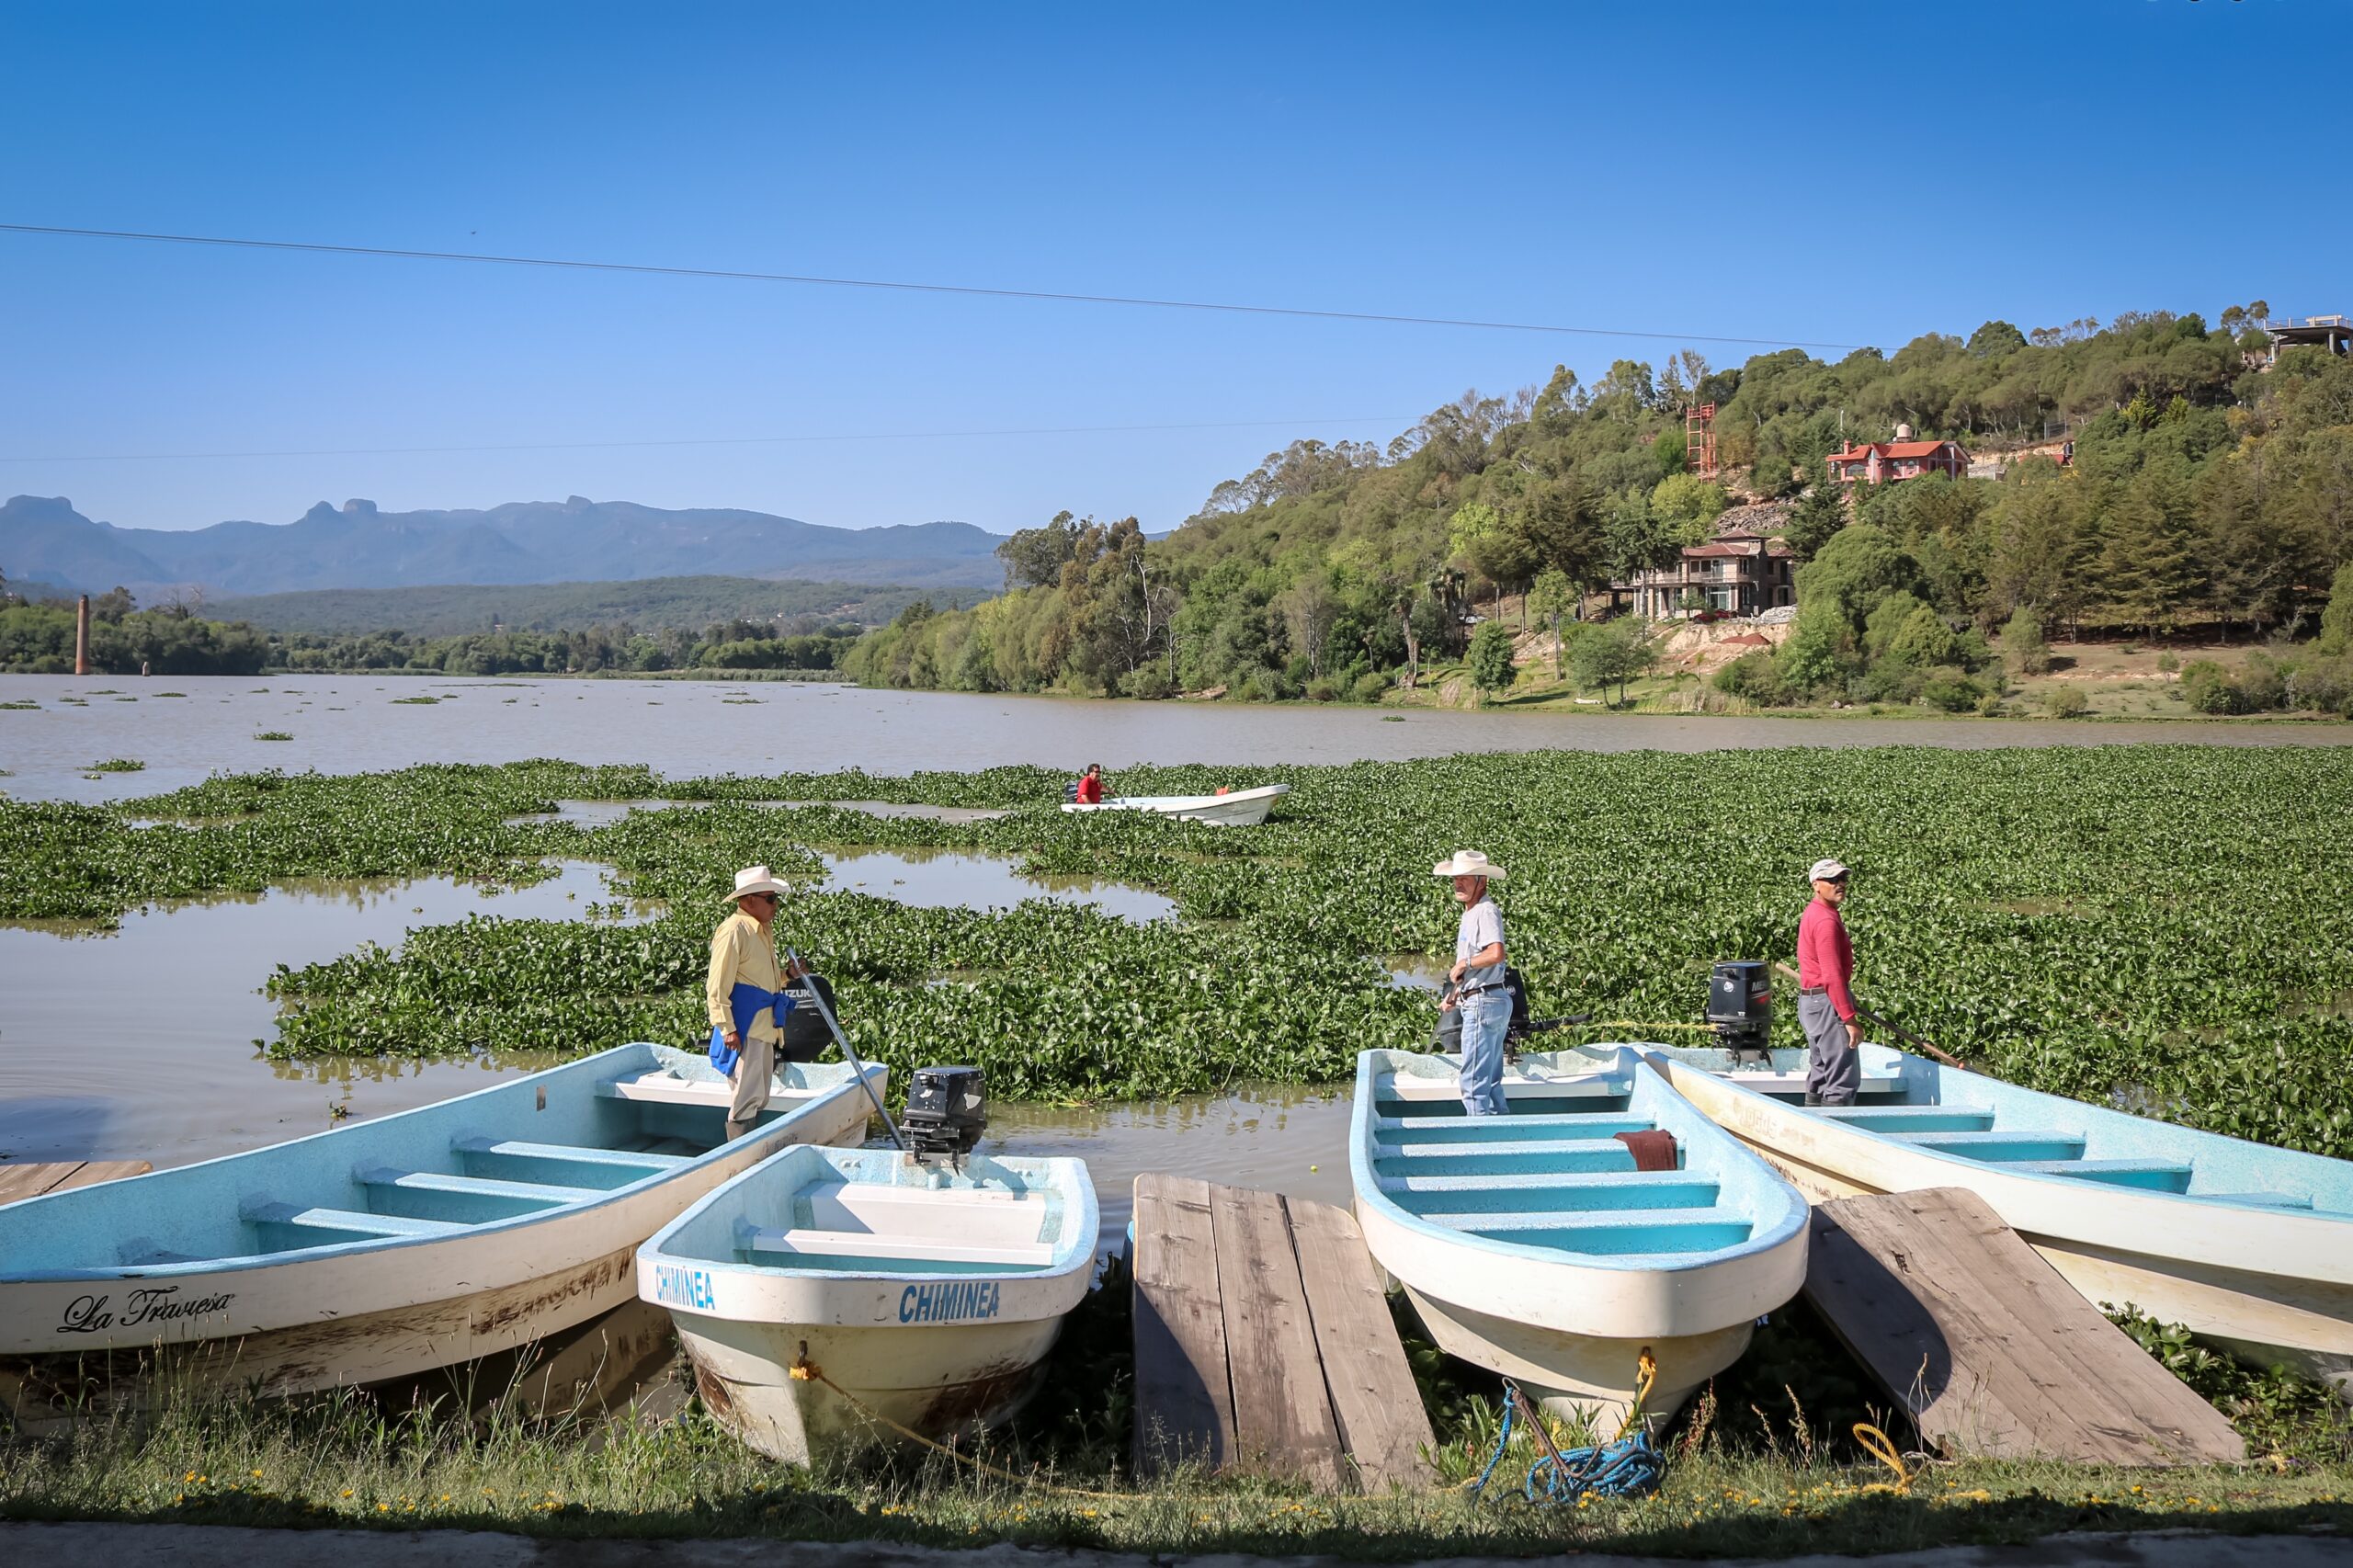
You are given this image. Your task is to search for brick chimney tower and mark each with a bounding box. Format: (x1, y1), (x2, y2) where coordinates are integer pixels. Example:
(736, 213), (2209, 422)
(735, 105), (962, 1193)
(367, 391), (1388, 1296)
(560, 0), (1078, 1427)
(74, 595), (91, 676)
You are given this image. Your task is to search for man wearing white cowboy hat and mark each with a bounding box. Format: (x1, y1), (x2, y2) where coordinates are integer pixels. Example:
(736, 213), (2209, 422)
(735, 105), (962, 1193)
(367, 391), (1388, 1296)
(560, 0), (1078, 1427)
(1434, 849), (1510, 1116)
(708, 866), (807, 1141)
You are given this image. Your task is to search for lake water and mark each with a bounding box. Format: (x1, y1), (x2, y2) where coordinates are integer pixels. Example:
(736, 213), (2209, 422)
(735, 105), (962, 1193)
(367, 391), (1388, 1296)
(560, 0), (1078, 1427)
(1, 670), (2344, 1251)
(6, 671), (2347, 804)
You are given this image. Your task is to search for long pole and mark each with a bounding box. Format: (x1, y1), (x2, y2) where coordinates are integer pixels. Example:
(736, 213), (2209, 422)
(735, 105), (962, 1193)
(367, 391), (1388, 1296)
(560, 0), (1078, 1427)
(1771, 960), (1969, 1071)
(785, 946), (904, 1150)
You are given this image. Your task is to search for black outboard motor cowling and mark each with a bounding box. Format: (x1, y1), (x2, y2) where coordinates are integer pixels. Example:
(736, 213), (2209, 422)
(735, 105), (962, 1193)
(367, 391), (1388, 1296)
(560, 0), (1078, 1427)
(1706, 960), (1773, 1064)
(776, 972), (837, 1064)
(903, 1064), (987, 1159)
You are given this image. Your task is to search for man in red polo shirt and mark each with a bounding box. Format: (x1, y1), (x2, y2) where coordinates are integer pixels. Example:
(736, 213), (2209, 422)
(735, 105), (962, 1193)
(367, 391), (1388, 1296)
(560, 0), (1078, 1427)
(1797, 858), (1861, 1106)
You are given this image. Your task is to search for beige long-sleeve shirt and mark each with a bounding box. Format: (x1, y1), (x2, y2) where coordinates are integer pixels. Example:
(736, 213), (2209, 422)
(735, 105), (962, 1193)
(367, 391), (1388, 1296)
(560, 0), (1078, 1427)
(707, 908), (785, 1043)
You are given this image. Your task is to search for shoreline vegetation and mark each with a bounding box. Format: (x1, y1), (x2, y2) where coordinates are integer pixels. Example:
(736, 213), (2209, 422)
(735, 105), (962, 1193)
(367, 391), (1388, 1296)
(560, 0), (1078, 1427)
(3, 747), (2350, 1551)
(12, 310), (2353, 724)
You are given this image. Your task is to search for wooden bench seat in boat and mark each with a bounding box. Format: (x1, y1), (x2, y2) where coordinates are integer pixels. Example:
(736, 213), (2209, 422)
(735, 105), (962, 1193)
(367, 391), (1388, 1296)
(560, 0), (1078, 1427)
(734, 1224), (1057, 1269)
(1376, 1077), (1621, 1106)
(354, 1165), (602, 1223)
(1812, 1105), (1995, 1132)
(1370, 1112), (1654, 1143)
(1375, 1168), (1720, 1210)
(1426, 1202), (1751, 1237)
(1881, 1130), (2087, 1161)
(1710, 1068), (1905, 1097)
(1371, 1135), (1672, 1179)
(597, 1071), (830, 1108)
(2005, 1157), (2194, 1189)
(453, 1137), (688, 1188)
(243, 1201), (471, 1244)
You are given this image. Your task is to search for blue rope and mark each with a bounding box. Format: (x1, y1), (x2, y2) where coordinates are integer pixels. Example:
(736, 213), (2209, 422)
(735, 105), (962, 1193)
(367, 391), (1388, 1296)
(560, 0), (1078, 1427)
(1465, 1381), (1665, 1506)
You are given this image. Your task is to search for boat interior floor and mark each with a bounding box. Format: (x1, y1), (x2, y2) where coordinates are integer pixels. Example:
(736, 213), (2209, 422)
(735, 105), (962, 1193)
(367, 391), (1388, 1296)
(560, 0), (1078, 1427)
(1370, 1082), (1756, 1256)
(725, 1178), (1065, 1277)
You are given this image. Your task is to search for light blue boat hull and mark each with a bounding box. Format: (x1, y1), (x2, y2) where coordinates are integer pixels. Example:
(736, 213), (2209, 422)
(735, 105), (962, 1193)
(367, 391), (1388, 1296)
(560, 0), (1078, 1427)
(1642, 1041), (2353, 1400)
(0, 1043), (882, 1415)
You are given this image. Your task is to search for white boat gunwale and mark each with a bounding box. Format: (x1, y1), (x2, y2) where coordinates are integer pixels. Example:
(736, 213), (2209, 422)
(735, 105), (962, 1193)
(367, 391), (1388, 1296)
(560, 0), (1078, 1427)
(1640, 1042), (2353, 1287)
(639, 1146), (1099, 1330)
(1351, 1047), (1810, 1334)
(0, 1048), (883, 1289)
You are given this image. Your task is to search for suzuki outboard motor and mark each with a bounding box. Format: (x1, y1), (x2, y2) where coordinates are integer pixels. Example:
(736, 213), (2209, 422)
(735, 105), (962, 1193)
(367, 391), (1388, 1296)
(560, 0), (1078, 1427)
(903, 1064), (987, 1160)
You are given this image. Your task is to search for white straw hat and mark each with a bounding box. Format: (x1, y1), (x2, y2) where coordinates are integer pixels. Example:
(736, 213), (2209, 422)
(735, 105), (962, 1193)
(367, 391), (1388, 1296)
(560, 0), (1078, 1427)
(1431, 849), (1506, 881)
(723, 865), (791, 903)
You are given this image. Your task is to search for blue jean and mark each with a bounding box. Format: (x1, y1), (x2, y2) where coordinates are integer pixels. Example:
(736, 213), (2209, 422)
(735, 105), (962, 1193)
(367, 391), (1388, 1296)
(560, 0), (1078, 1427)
(1456, 988), (1511, 1117)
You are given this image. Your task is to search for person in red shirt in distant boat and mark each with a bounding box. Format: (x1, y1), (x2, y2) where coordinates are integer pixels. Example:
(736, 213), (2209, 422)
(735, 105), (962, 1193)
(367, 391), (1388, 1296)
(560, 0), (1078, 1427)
(1073, 763), (1105, 805)
(1796, 858), (1861, 1106)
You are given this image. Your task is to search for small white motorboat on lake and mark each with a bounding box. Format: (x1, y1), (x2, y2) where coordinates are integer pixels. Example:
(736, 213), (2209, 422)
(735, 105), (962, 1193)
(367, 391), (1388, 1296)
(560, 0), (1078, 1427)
(638, 1144), (1097, 1463)
(0, 1044), (883, 1420)
(1642, 1041), (2353, 1400)
(1061, 782), (1289, 826)
(1350, 1046), (1808, 1433)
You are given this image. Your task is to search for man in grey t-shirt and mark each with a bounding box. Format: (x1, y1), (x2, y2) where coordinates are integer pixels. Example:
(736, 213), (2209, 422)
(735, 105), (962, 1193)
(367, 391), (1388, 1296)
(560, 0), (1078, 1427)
(1434, 850), (1509, 1116)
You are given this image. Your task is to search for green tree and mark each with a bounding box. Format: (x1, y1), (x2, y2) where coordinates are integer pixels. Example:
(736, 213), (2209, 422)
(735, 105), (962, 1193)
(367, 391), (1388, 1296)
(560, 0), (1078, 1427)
(1467, 619), (1517, 702)
(1782, 484), (1848, 562)
(2318, 561), (2353, 655)
(1572, 617), (1655, 707)
(1529, 568), (1575, 676)
(995, 511), (1083, 590)
(2003, 605), (2052, 674)
(2099, 469), (2201, 636)
(1651, 472), (1729, 543)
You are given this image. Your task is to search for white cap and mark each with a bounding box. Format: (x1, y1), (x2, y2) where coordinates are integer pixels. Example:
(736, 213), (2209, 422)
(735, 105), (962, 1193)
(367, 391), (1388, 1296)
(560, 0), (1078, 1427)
(1432, 849), (1506, 881)
(723, 865), (791, 903)
(1808, 858), (1849, 883)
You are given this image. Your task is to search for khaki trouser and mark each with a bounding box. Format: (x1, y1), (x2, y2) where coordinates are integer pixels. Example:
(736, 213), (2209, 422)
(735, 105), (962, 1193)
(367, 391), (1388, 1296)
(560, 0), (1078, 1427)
(725, 1032), (776, 1141)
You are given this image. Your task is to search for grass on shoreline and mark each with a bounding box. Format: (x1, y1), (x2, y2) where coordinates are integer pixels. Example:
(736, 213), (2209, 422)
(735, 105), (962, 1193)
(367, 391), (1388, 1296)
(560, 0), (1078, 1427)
(4, 1375), (2346, 1561)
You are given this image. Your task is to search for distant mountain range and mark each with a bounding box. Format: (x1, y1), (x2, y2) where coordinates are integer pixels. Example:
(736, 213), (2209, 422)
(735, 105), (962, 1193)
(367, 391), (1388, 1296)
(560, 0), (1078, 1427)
(208, 576), (989, 637)
(0, 494), (1011, 597)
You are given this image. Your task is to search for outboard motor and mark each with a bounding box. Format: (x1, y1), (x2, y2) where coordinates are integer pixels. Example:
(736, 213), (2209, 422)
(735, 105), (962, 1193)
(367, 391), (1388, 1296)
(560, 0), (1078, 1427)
(1706, 960), (1774, 1065)
(902, 1065), (987, 1160)
(776, 971), (838, 1064)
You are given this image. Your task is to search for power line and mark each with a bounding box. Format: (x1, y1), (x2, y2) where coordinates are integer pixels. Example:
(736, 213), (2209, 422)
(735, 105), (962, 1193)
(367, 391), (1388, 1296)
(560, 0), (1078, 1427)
(0, 222), (1865, 352)
(0, 415), (1417, 465)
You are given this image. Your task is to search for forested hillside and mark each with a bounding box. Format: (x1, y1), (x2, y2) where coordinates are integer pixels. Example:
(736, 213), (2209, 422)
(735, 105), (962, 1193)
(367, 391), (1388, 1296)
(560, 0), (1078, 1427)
(846, 307), (2353, 711)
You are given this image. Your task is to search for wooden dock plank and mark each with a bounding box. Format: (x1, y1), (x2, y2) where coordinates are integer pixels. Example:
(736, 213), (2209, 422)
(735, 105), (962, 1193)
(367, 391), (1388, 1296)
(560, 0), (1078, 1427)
(1286, 1195), (1435, 1491)
(1212, 1184), (1345, 1489)
(1131, 1175), (1236, 1477)
(1804, 1188), (2245, 1466)
(0, 1159), (152, 1205)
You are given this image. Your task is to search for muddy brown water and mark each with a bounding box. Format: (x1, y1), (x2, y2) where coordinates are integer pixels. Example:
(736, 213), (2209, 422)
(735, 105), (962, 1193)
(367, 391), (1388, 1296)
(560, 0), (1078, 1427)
(7, 672), (2349, 807)
(6, 671), (2338, 1258)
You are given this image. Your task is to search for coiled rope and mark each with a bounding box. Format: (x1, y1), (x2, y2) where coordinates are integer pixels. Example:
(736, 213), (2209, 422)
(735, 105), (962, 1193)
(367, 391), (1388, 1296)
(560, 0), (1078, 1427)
(1465, 1349), (1666, 1506)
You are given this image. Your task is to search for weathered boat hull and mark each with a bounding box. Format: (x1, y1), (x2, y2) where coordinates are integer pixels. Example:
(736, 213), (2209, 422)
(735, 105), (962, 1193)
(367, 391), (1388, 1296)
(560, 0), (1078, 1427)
(677, 1313), (1066, 1465)
(0, 1047), (882, 1422)
(1349, 1048), (1809, 1435)
(1649, 1047), (2353, 1402)
(1061, 783), (1289, 826)
(640, 1146), (1097, 1465)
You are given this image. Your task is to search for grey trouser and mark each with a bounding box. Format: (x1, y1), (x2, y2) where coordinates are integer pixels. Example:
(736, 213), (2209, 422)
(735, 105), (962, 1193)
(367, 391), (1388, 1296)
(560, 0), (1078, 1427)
(1800, 992), (1859, 1106)
(725, 1032), (776, 1140)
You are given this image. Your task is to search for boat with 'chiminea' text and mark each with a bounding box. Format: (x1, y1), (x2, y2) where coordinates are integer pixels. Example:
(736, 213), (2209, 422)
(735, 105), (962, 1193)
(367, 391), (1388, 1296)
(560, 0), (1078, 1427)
(639, 1144), (1097, 1463)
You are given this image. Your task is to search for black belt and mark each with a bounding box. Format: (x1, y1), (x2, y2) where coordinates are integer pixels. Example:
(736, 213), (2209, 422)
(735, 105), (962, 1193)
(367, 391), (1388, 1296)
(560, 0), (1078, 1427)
(1455, 983), (1505, 998)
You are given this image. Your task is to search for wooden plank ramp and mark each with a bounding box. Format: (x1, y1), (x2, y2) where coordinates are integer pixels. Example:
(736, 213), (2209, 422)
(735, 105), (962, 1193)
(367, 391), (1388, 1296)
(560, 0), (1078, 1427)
(0, 1160), (152, 1206)
(1803, 1187), (2245, 1466)
(1131, 1175), (1433, 1492)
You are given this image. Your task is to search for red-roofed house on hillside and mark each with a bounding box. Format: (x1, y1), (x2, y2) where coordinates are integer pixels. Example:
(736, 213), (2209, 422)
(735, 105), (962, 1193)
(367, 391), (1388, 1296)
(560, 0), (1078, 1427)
(1825, 426), (1970, 486)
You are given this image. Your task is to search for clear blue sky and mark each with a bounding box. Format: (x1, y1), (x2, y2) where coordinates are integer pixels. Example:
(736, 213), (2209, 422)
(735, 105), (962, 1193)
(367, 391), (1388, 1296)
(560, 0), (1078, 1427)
(3, 1), (2343, 537)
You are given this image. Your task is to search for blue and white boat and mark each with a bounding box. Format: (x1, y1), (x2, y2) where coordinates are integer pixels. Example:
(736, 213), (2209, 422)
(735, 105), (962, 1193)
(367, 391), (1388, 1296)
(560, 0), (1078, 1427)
(638, 1146), (1097, 1464)
(0, 1044), (883, 1418)
(1349, 1046), (1808, 1433)
(1643, 1041), (2353, 1400)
